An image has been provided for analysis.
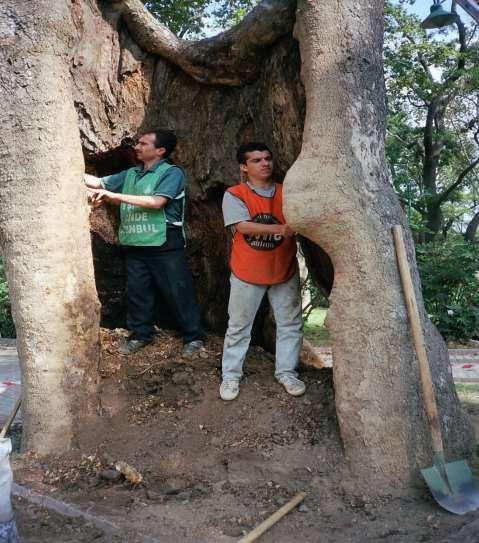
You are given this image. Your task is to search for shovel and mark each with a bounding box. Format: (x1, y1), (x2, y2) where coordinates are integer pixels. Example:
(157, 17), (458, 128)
(393, 225), (479, 515)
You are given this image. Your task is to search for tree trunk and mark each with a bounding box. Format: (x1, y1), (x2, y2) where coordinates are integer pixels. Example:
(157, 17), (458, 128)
(0, 0), (100, 453)
(465, 210), (479, 241)
(425, 203), (443, 242)
(283, 0), (473, 492)
(1, 0), (473, 494)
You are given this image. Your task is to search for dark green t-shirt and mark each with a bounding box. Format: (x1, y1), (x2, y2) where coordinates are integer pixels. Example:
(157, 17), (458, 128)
(101, 159), (185, 226)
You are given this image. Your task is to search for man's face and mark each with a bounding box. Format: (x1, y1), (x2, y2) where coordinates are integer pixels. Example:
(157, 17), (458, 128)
(240, 150), (273, 181)
(134, 133), (165, 163)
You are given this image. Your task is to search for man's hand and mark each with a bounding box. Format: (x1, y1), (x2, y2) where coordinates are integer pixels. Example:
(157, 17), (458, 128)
(88, 188), (121, 206)
(277, 224), (295, 239)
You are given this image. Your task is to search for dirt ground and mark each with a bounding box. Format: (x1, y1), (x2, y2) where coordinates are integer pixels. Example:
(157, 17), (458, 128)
(11, 329), (479, 542)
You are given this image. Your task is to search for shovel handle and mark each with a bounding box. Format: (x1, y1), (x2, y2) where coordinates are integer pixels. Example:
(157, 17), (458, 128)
(392, 225), (444, 456)
(0, 397), (21, 439)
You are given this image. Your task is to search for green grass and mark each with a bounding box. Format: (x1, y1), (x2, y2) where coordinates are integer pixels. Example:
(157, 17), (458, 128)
(455, 383), (479, 401)
(303, 308), (330, 346)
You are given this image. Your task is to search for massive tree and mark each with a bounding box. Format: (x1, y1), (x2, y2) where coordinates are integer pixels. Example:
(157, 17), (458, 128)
(0, 0), (473, 492)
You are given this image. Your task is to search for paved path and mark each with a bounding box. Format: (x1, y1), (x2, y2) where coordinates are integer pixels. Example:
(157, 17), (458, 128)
(449, 349), (479, 383)
(314, 347), (479, 383)
(1, 342), (478, 426)
(0, 339), (21, 427)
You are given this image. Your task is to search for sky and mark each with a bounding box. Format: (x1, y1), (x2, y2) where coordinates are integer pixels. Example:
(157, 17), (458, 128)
(203, 1), (475, 36)
(408, 0), (435, 19)
(402, 0), (475, 24)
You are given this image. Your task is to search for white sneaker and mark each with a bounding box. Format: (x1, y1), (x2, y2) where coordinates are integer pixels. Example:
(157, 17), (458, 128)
(276, 374), (306, 396)
(220, 379), (240, 401)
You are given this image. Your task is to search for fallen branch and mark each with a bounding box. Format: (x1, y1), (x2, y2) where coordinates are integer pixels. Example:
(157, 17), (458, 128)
(238, 491), (306, 543)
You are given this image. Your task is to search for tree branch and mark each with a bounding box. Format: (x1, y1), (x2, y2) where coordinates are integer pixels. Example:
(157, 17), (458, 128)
(438, 156), (479, 204)
(441, 5), (467, 91)
(404, 33), (433, 82)
(108, 0), (296, 86)
(465, 210), (479, 241)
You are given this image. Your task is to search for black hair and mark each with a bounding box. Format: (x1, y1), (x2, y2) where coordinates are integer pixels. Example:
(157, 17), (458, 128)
(142, 129), (177, 158)
(236, 142), (273, 164)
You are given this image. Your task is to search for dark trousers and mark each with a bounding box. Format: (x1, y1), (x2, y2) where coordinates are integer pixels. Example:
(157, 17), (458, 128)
(125, 230), (204, 344)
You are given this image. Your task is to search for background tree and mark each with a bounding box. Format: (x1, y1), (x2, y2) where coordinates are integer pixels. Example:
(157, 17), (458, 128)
(143, 0), (259, 37)
(385, 0), (479, 241)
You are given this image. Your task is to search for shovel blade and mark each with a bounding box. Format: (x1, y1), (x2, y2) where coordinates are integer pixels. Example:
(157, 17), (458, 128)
(422, 460), (479, 515)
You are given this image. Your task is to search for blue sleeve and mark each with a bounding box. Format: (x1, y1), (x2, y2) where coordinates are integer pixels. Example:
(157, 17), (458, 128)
(154, 166), (185, 200)
(101, 169), (129, 193)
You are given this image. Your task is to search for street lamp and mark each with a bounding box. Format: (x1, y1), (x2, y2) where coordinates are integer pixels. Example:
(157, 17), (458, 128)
(421, 1), (457, 29)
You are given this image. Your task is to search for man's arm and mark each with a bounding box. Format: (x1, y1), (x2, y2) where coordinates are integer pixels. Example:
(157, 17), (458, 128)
(236, 221), (294, 238)
(89, 188), (169, 210)
(84, 174), (103, 189)
(221, 191), (294, 238)
(85, 170), (128, 192)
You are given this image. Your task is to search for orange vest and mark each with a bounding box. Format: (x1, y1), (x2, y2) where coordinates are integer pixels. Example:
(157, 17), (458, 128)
(227, 182), (297, 285)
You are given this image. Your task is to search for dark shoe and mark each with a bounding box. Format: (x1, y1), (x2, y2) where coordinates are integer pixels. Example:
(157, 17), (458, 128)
(118, 338), (151, 355)
(182, 340), (204, 358)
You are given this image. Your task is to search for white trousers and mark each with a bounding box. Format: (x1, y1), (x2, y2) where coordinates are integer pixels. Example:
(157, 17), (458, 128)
(222, 272), (303, 380)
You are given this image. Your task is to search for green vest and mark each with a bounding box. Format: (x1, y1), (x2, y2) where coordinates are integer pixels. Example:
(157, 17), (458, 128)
(118, 162), (174, 246)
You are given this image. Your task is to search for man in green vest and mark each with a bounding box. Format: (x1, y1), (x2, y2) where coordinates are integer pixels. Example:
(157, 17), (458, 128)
(85, 129), (205, 356)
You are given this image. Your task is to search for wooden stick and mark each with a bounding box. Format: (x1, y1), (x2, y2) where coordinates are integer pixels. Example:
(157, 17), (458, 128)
(0, 397), (21, 439)
(238, 492), (306, 543)
(392, 225), (444, 456)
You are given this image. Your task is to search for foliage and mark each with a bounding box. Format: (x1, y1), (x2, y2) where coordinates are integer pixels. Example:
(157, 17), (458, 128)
(416, 239), (479, 341)
(143, 0), (259, 38)
(300, 273), (328, 320)
(385, 1), (479, 238)
(143, 0), (209, 37)
(212, 0), (259, 29)
(0, 262), (15, 338)
(303, 308), (330, 346)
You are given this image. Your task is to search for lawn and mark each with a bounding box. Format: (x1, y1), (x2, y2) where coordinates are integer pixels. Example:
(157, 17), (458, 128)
(304, 307), (330, 346)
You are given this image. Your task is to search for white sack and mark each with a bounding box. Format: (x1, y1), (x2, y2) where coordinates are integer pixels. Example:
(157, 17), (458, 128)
(0, 438), (13, 523)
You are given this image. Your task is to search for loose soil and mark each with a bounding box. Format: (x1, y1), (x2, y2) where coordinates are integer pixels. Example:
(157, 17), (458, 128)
(11, 329), (479, 542)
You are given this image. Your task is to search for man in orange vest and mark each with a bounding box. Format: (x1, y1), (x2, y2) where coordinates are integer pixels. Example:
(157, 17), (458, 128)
(220, 142), (305, 401)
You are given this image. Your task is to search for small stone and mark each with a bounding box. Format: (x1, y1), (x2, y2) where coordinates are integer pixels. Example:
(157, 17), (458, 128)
(99, 469), (122, 482)
(171, 372), (191, 385)
(190, 384), (203, 396)
(162, 477), (189, 495)
(298, 504), (309, 513)
(143, 378), (160, 394)
(223, 526), (245, 538)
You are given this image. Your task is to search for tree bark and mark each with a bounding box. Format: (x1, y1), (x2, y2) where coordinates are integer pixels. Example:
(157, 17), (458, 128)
(0, 0), (100, 453)
(283, 0), (473, 491)
(465, 210), (479, 241)
(77, 0), (305, 334)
